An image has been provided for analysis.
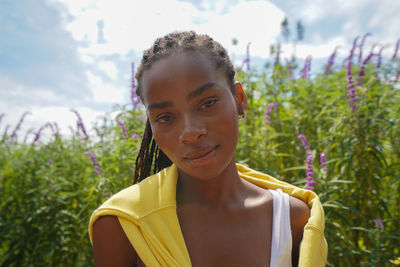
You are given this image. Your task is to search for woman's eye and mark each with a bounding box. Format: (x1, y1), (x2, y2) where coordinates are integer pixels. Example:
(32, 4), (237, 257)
(155, 115), (173, 124)
(201, 99), (218, 109)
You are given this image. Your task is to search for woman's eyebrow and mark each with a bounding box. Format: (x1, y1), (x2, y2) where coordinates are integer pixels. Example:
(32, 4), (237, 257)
(187, 82), (217, 101)
(147, 101), (173, 111)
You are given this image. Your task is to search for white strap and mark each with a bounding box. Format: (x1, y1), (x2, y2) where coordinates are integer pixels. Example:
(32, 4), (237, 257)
(269, 189), (292, 267)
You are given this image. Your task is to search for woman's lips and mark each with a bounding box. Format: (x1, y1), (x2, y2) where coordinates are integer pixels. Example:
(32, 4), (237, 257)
(184, 146), (218, 166)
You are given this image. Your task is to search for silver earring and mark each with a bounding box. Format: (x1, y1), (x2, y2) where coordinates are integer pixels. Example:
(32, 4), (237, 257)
(238, 106), (246, 120)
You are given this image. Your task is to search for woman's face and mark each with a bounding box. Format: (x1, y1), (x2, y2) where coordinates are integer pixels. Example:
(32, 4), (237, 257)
(141, 51), (246, 180)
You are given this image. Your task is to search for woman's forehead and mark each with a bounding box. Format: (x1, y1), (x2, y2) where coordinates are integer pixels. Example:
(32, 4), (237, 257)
(141, 52), (224, 96)
(144, 51), (214, 78)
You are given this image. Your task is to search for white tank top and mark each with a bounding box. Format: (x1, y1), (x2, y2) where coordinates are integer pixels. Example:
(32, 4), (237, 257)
(269, 189), (292, 267)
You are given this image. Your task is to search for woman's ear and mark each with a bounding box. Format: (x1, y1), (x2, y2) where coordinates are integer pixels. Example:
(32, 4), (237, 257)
(234, 82), (247, 116)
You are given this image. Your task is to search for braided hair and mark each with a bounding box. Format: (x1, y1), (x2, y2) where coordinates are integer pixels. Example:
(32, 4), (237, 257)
(133, 31), (236, 184)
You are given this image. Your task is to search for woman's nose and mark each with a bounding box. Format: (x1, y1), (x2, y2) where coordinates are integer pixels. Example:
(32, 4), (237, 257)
(178, 115), (207, 144)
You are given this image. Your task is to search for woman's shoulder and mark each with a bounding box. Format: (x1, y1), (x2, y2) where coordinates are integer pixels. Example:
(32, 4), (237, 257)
(88, 169), (177, 255)
(92, 215), (137, 266)
(289, 195), (310, 265)
(90, 166), (178, 228)
(267, 188), (310, 222)
(267, 188), (310, 239)
(289, 195), (310, 228)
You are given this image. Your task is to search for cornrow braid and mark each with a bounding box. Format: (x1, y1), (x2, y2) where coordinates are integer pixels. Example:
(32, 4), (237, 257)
(133, 31), (236, 184)
(133, 120), (172, 184)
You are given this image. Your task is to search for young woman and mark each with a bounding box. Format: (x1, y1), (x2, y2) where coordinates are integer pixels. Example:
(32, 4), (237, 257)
(89, 31), (327, 267)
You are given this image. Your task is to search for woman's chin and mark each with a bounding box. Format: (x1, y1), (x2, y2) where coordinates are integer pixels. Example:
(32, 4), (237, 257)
(177, 153), (236, 181)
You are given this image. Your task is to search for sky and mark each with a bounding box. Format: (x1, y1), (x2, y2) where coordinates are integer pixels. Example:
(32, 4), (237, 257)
(1, 0), (399, 141)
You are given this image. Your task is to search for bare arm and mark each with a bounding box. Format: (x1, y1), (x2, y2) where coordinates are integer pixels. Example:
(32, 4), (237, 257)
(92, 215), (137, 267)
(289, 196), (311, 267)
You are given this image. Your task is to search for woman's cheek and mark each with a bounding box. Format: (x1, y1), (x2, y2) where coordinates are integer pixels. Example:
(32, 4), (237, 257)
(152, 127), (176, 157)
(215, 107), (239, 130)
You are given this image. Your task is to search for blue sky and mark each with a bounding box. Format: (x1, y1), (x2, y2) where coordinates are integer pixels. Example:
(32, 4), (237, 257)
(1, 0), (399, 140)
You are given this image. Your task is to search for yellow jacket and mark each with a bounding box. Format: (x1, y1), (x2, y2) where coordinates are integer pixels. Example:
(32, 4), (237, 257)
(89, 164), (327, 266)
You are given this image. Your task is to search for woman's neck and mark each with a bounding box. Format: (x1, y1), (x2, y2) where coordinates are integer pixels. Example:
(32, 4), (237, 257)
(176, 159), (248, 209)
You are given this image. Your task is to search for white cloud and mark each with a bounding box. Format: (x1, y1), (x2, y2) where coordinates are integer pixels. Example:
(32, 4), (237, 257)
(0, 75), (61, 108)
(97, 61), (118, 80)
(54, 0), (286, 61)
(0, 74), (111, 139)
(341, 20), (363, 38)
(0, 102), (107, 143)
(299, 0), (375, 24)
(368, 0), (400, 48)
(285, 0), (399, 60)
(57, 0), (206, 57)
(299, 0), (399, 42)
(26, 106), (103, 139)
(86, 71), (124, 103)
(279, 36), (346, 60)
(198, 1), (285, 58)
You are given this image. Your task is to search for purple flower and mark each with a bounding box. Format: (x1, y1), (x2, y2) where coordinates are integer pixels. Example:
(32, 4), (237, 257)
(240, 42), (251, 71)
(347, 37), (360, 109)
(49, 158), (54, 164)
(53, 122), (60, 137)
(131, 133), (140, 139)
(305, 152), (316, 190)
(297, 134), (310, 151)
(392, 39), (399, 60)
(136, 114), (147, 121)
(10, 111), (31, 143)
(347, 36), (360, 75)
(131, 63), (141, 109)
(68, 125), (75, 136)
(358, 33), (371, 63)
(301, 56), (312, 79)
(357, 50), (376, 86)
(320, 152), (328, 172)
(32, 127), (41, 144)
(376, 45), (388, 70)
(298, 134), (316, 190)
(324, 46), (340, 74)
(265, 102), (278, 125)
(285, 58), (294, 80)
(23, 128), (35, 143)
(274, 49), (280, 67)
(0, 113), (5, 128)
(369, 43), (378, 56)
(70, 109), (89, 140)
(245, 42), (251, 70)
(306, 184), (316, 190)
(116, 119), (128, 137)
(2, 124), (10, 141)
(84, 151), (102, 176)
(94, 127), (103, 138)
(32, 123), (53, 145)
(131, 62), (136, 90)
(47, 123), (55, 134)
(375, 218), (384, 231)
